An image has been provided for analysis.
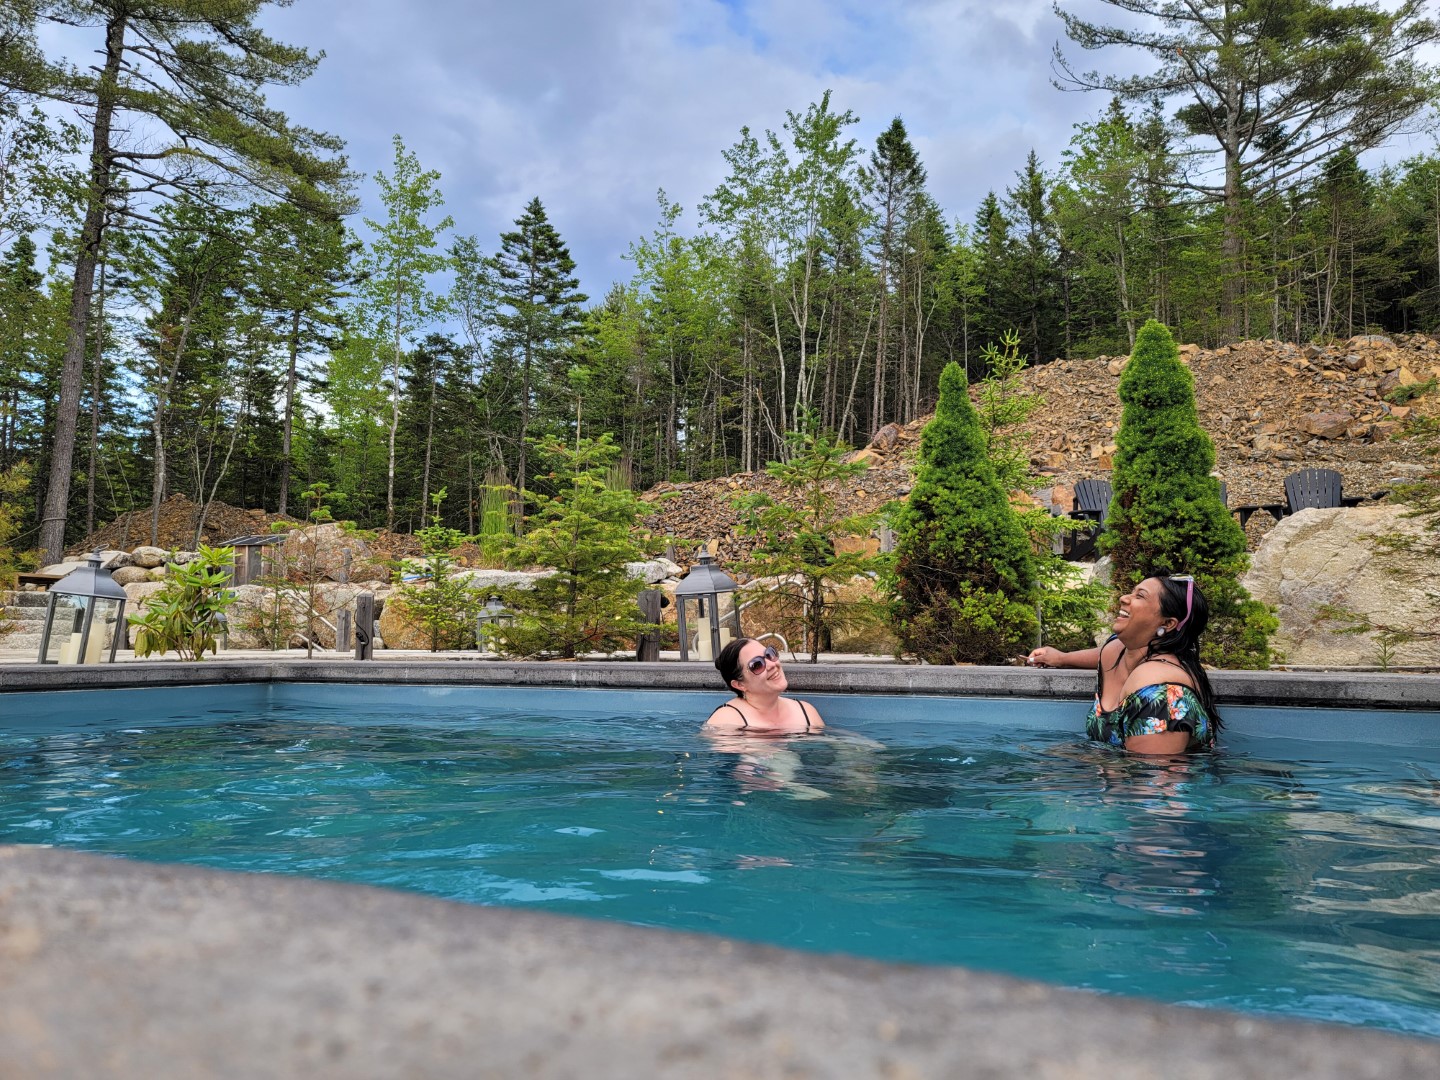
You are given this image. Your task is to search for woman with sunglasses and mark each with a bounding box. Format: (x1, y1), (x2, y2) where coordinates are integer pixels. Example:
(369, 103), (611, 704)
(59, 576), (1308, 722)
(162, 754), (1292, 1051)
(1026, 573), (1220, 754)
(704, 638), (826, 734)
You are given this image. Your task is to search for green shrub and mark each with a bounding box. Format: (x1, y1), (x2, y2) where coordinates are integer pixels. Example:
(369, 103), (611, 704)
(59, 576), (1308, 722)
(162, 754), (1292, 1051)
(491, 434), (650, 659)
(129, 545), (236, 661)
(1104, 319), (1274, 667)
(734, 414), (890, 662)
(889, 361), (1038, 663)
(393, 489), (485, 652)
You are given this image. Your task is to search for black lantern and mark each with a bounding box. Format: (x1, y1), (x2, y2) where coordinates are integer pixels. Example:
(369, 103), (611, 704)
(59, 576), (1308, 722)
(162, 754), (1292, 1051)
(672, 549), (742, 662)
(476, 595), (515, 650)
(36, 554), (128, 664)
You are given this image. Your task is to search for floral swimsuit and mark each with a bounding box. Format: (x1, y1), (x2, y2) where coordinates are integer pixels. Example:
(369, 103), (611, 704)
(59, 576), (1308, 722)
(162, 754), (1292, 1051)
(1085, 638), (1217, 752)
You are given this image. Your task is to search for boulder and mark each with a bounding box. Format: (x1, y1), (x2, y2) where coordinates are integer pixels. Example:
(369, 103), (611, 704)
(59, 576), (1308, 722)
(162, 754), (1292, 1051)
(225, 584), (308, 650)
(1241, 506), (1440, 668)
(1377, 366), (1421, 397)
(377, 590), (444, 650)
(625, 558), (683, 585)
(279, 524), (387, 584)
(869, 423), (903, 452)
(121, 581), (166, 614)
(452, 568), (549, 593)
(110, 566), (152, 587)
(130, 546), (168, 569)
(1298, 411), (1352, 439)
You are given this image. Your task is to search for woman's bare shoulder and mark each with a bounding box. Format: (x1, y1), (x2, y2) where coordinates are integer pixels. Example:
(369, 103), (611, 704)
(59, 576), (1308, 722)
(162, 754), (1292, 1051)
(1122, 658), (1195, 696)
(704, 701), (746, 730)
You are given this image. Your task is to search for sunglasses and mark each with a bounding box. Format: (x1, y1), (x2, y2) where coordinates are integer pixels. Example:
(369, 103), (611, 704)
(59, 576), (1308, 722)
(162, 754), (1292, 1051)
(744, 646), (780, 676)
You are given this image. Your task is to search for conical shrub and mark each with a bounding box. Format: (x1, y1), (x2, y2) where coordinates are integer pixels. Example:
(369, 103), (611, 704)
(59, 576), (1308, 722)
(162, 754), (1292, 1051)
(1104, 319), (1275, 666)
(890, 361), (1037, 663)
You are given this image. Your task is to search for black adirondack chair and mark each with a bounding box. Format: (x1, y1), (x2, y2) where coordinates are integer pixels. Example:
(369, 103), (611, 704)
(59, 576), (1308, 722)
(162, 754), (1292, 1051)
(1283, 469), (1343, 515)
(1067, 478), (1113, 560)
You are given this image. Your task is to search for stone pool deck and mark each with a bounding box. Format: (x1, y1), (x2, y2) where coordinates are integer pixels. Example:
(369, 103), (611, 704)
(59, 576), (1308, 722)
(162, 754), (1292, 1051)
(4, 845), (1439, 1080)
(2, 657), (1439, 1077)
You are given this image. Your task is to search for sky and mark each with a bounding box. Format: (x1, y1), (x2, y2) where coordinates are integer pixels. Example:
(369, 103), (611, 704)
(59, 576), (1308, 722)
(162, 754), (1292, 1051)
(29, 0), (1440, 299)
(247, 0), (1115, 296)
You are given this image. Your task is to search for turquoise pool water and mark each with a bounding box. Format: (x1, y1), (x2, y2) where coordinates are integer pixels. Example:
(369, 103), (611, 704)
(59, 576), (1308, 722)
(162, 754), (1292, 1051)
(3, 683), (1439, 1037)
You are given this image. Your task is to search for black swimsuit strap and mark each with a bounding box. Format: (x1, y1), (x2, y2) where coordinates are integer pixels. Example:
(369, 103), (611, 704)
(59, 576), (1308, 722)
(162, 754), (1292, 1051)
(722, 700), (749, 729)
(798, 700), (816, 731)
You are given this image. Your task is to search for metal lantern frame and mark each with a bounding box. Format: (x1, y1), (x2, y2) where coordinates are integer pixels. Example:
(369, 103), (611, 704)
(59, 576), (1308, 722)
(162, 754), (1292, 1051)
(36, 553), (128, 665)
(476, 595), (515, 650)
(672, 549), (742, 662)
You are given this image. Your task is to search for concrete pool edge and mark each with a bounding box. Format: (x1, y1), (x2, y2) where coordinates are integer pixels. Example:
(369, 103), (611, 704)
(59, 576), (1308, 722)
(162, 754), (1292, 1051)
(2, 845), (1436, 1080)
(3, 657), (1440, 709)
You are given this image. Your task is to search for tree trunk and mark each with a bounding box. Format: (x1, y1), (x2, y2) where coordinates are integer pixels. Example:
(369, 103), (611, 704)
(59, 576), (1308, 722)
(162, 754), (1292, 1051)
(386, 287), (402, 530)
(38, 13), (125, 565)
(86, 248), (108, 538)
(278, 307), (301, 516)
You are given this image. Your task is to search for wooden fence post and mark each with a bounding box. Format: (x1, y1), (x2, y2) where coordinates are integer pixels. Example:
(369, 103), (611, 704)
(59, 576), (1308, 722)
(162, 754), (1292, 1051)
(636, 589), (662, 662)
(354, 593), (374, 660)
(337, 609), (352, 653)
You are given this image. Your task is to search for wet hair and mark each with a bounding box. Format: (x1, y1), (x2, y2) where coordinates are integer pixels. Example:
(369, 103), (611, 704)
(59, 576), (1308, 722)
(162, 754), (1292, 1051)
(1147, 573), (1222, 730)
(715, 637), (756, 697)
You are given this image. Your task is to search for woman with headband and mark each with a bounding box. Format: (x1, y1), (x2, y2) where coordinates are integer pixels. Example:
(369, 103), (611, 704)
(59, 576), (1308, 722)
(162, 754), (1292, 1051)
(1026, 573), (1220, 754)
(704, 637), (826, 734)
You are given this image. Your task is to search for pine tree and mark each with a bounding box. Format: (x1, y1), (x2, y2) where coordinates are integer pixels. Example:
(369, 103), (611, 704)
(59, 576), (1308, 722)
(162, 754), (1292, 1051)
(493, 197), (587, 505)
(733, 416), (889, 662)
(890, 361), (1037, 664)
(1, 1), (349, 563)
(1103, 319), (1275, 666)
(491, 434), (648, 659)
(1055, 0), (1440, 338)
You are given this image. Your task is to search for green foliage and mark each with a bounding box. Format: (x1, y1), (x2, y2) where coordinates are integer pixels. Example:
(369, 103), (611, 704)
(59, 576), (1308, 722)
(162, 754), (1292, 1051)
(889, 361), (1038, 663)
(393, 489), (485, 652)
(1104, 319), (1274, 667)
(491, 435), (650, 659)
(0, 462), (33, 640)
(733, 415), (890, 662)
(1035, 560), (1111, 652)
(1384, 377), (1437, 406)
(128, 546), (237, 661)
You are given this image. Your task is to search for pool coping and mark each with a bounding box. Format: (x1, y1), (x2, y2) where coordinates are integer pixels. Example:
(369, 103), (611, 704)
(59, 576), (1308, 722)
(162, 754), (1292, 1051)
(2, 844), (1437, 1079)
(3, 656), (1440, 710)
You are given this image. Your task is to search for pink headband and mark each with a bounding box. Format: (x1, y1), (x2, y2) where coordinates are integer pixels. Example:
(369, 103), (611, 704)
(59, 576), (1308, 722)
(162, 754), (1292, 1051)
(1171, 576), (1194, 633)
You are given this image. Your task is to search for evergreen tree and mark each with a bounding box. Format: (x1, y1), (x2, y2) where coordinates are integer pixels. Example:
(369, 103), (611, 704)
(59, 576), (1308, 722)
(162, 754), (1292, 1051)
(492, 433), (648, 660)
(1103, 319), (1274, 666)
(493, 197), (587, 504)
(890, 361), (1037, 664)
(733, 416), (889, 662)
(1055, 0), (1440, 338)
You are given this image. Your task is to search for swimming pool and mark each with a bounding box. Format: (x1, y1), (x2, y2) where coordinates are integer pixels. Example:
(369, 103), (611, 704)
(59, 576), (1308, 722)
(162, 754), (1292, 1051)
(4, 681), (1439, 1038)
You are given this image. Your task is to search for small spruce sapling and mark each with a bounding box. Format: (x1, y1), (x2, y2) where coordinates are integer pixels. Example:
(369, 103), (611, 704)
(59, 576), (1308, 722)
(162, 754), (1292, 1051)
(393, 489), (486, 651)
(491, 434), (650, 659)
(734, 413), (890, 662)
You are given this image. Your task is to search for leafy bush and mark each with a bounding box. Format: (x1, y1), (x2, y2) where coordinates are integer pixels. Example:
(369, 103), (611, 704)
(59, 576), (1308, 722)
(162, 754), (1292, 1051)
(1103, 319), (1274, 667)
(889, 360), (1038, 663)
(129, 545), (236, 660)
